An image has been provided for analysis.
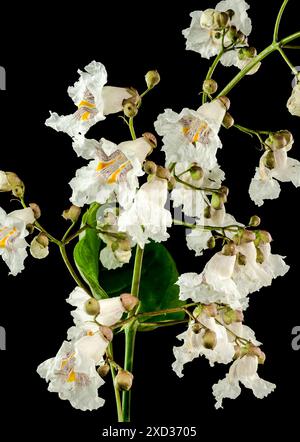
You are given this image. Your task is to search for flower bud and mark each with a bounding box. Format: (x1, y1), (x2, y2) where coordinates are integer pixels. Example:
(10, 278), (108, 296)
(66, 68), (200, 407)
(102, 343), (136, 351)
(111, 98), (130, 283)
(202, 79), (218, 95)
(222, 112), (234, 129)
(6, 172), (25, 198)
(168, 176), (177, 191)
(256, 247), (265, 264)
(192, 322), (203, 334)
(120, 293), (139, 312)
(189, 164), (204, 181)
(118, 239), (131, 252)
(0, 171), (11, 192)
(263, 150), (276, 169)
(62, 205), (81, 223)
(240, 229), (256, 243)
(156, 165), (171, 181)
(142, 132), (157, 149)
(218, 96), (231, 110)
(84, 297), (100, 316)
(239, 46), (257, 60)
(204, 206), (211, 218)
(145, 70), (160, 89)
(100, 326), (113, 342)
(211, 192), (226, 210)
(222, 242), (237, 256)
(280, 130), (293, 148)
(226, 9), (235, 19)
(97, 363), (110, 378)
(143, 160), (157, 175)
(29, 203), (41, 220)
(257, 230), (272, 244)
(123, 101), (138, 118)
(207, 236), (216, 249)
(203, 329), (217, 350)
(271, 132), (288, 150)
(203, 303), (218, 317)
(236, 31), (247, 44)
(223, 308), (243, 324)
(219, 186), (229, 197)
(237, 252), (247, 266)
(115, 369), (133, 391)
(30, 234), (49, 259)
(249, 215), (261, 227)
(248, 345), (265, 364)
(227, 25), (237, 40)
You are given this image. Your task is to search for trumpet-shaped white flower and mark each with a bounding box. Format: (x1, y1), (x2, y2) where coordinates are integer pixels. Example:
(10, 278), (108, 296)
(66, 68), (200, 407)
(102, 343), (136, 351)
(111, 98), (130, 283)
(0, 207), (35, 275)
(37, 337), (107, 411)
(67, 287), (126, 330)
(46, 61), (134, 137)
(187, 206), (236, 255)
(172, 313), (235, 377)
(178, 241), (288, 310)
(212, 355), (276, 409)
(287, 81), (300, 117)
(182, 0), (251, 60)
(69, 136), (151, 208)
(233, 241), (289, 300)
(171, 161), (225, 217)
(118, 177), (172, 248)
(249, 147), (300, 206)
(154, 100), (226, 168)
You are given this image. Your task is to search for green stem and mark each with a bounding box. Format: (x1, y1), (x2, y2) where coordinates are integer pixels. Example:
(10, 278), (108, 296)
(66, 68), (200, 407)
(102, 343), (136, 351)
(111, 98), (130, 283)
(107, 343), (123, 422)
(62, 222), (76, 243)
(174, 173), (221, 193)
(63, 224), (90, 245)
(273, 0), (289, 42)
(217, 32), (300, 97)
(233, 124), (270, 146)
(129, 117), (137, 140)
(59, 244), (90, 293)
(202, 49), (224, 104)
(283, 45), (300, 49)
(173, 219), (240, 232)
(277, 46), (298, 74)
(122, 245), (144, 422)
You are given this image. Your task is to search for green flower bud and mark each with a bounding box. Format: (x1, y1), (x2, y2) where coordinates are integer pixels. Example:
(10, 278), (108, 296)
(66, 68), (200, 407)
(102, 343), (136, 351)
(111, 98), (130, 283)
(202, 79), (218, 95)
(97, 364), (110, 378)
(190, 164), (204, 181)
(222, 112), (234, 129)
(143, 160), (157, 175)
(222, 241), (237, 256)
(214, 11), (230, 28)
(203, 329), (217, 350)
(168, 176), (177, 191)
(240, 229), (256, 243)
(226, 9), (235, 19)
(142, 132), (157, 149)
(123, 101), (138, 118)
(218, 96), (231, 110)
(84, 298), (100, 316)
(145, 70), (160, 89)
(264, 151), (276, 169)
(249, 215), (261, 227)
(156, 165), (171, 181)
(237, 252), (247, 266)
(115, 369), (134, 391)
(29, 203), (41, 220)
(203, 303), (218, 317)
(192, 322), (203, 334)
(207, 236), (216, 249)
(256, 230), (272, 244)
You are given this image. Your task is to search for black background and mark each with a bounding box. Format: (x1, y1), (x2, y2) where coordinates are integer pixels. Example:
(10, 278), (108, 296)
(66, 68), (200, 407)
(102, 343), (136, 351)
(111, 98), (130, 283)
(1, 0), (300, 439)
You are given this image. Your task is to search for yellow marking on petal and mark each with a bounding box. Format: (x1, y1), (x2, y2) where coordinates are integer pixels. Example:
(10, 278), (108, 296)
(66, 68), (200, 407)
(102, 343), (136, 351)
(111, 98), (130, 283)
(107, 162), (130, 184)
(67, 370), (76, 383)
(81, 111), (91, 121)
(182, 127), (189, 136)
(96, 159), (117, 171)
(87, 331), (94, 336)
(78, 100), (96, 109)
(0, 227), (17, 248)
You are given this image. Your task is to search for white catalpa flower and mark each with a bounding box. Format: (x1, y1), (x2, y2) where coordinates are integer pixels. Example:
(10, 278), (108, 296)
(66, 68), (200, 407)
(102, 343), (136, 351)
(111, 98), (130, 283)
(154, 100), (226, 168)
(97, 208), (133, 270)
(178, 252), (243, 309)
(232, 240), (289, 300)
(173, 313), (235, 377)
(220, 49), (261, 75)
(178, 239), (289, 310)
(171, 161), (225, 217)
(67, 287), (126, 330)
(182, 0), (251, 60)
(118, 177), (172, 248)
(69, 136), (151, 208)
(46, 61), (134, 137)
(287, 81), (300, 117)
(37, 337), (107, 411)
(0, 207), (35, 275)
(249, 147), (300, 206)
(212, 355), (276, 409)
(187, 206), (237, 256)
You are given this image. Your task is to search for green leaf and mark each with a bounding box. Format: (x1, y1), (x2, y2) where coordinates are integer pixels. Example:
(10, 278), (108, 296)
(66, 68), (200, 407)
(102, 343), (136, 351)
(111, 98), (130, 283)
(100, 242), (186, 327)
(73, 203), (108, 300)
